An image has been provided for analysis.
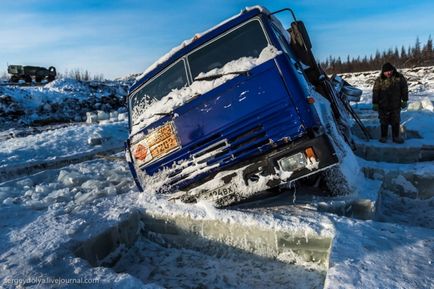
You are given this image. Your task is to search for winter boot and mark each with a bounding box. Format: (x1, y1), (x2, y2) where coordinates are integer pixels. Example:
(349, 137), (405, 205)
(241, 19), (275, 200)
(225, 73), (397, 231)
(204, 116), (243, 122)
(392, 123), (404, 144)
(379, 124), (388, 143)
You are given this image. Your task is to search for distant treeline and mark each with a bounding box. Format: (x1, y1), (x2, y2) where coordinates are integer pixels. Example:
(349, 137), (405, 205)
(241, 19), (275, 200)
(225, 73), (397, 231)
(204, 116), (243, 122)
(59, 69), (105, 82)
(321, 36), (434, 74)
(1, 69), (105, 82)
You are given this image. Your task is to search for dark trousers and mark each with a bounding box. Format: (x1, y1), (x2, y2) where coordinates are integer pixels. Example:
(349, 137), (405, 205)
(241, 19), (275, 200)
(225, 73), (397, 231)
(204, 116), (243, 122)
(379, 110), (400, 139)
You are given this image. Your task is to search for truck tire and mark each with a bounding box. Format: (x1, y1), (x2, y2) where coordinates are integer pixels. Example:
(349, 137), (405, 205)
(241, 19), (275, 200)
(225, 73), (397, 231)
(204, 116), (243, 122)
(10, 76), (19, 83)
(48, 66), (56, 82)
(296, 165), (351, 197)
(322, 166), (352, 196)
(24, 75), (32, 84)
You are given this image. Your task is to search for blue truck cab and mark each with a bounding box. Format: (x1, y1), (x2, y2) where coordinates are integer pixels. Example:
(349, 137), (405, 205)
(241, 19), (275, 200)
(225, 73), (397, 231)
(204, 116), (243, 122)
(125, 6), (353, 207)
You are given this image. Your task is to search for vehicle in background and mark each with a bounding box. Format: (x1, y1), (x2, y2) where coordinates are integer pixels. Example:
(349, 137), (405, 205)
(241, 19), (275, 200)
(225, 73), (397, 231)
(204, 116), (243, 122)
(125, 6), (365, 207)
(7, 65), (57, 84)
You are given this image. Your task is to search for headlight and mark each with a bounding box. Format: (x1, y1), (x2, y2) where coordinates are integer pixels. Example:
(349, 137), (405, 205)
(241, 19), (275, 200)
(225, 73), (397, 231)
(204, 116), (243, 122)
(278, 147), (318, 172)
(278, 152), (307, 172)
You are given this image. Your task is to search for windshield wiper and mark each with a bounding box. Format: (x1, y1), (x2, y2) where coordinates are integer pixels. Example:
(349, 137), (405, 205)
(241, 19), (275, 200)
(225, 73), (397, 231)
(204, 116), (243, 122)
(153, 111), (176, 118)
(194, 70), (250, 81)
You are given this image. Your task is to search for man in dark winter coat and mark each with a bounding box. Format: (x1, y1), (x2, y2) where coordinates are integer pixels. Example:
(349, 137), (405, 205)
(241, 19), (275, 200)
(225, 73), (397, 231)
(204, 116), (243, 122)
(372, 62), (408, 143)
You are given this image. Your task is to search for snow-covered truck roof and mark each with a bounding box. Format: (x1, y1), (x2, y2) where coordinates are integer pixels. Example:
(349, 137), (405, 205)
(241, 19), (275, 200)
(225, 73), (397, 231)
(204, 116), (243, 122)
(129, 6), (269, 94)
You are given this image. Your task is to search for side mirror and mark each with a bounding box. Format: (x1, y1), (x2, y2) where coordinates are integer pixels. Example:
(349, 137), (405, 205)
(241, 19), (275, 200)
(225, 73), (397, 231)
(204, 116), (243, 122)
(290, 21), (312, 50)
(270, 8), (312, 49)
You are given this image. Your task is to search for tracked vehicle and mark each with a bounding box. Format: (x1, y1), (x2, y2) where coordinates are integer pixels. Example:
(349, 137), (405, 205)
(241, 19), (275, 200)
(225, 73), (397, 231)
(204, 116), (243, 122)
(7, 65), (56, 84)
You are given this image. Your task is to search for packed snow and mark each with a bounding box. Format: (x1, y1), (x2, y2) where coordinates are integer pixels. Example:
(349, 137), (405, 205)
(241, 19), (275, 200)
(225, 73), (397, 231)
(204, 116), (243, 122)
(0, 77), (130, 129)
(0, 122), (127, 169)
(0, 120), (128, 184)
(343, 66), (434, 105)
(0, 65), (433, 288)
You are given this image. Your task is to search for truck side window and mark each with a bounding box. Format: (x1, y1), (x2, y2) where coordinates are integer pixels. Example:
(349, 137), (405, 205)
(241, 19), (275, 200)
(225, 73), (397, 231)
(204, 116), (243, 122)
(188, 20), (268, 79)
(271, 24), (308, 75)
(271, 24), (293, 57)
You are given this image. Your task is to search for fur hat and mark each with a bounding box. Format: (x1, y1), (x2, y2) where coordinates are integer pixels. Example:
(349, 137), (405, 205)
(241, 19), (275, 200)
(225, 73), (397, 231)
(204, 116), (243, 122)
(382, 62), (395, 72)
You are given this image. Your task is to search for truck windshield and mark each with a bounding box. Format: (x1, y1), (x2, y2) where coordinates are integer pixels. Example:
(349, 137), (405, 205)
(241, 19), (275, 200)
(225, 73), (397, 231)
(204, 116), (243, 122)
(189, 20), (268, 79)
(130, 60), (188, 123)
(130, 19), (268, 125)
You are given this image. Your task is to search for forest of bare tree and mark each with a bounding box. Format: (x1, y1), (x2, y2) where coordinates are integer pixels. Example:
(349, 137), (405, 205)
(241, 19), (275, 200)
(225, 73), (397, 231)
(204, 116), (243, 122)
(321, 36), (433, 74)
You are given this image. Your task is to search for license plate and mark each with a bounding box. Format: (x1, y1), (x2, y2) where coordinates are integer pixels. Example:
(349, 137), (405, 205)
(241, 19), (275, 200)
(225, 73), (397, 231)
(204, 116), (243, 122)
(150, 134), (179, 158)
(208, 183), (237, 197)
(147, 123), (175, 146)
(148, 123), (179, 159)
(133, 122), (180, 166)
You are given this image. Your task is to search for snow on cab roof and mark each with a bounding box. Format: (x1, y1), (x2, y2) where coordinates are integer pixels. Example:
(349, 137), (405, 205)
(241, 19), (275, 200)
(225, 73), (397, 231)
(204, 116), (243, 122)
(130, 5), (269, 94)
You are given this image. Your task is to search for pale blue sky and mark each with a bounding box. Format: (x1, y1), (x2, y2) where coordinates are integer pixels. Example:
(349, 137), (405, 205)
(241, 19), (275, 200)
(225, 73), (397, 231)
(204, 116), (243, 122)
(1, 0), (433, 79)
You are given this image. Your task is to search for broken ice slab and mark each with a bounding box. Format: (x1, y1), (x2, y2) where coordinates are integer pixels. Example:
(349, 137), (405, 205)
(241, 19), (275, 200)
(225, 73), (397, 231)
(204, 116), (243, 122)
(363, 168), (434, 200)
(87, 133), (104, 145)
(86, 112), (98, 124)
(317, 199), (375, 221)
(140, 214), (332, 263)
(375, 173), (434, 229)
(109, 111), (119, 120)
(96, 110), (109, 121)
(351, 124), (422, 141)
(74, 211), (141, 267)
(354, 143), (434, 163)
(117, 112), (128, 121)
(74, 207), (333, 287)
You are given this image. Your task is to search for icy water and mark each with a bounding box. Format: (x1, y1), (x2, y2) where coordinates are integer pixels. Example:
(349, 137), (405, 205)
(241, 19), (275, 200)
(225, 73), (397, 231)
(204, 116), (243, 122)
(111, 237), (325, 289)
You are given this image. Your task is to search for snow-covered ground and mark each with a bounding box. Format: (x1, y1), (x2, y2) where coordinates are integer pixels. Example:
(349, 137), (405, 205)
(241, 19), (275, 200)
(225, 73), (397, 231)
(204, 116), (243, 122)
(0, 122), (127, 171)
(0, 67), (434, 288)
(0, 77), (133, 129)
(343, 66), (434, 105)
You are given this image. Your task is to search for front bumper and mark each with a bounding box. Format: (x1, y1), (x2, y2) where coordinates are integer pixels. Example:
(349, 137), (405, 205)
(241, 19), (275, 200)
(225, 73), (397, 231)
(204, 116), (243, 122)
(199, 133), (338, 190)
(126, 132), (339, 203)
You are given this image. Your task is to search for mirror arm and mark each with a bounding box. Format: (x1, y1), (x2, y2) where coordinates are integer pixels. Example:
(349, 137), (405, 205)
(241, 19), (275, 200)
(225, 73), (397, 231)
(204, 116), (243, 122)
(269, 8), (297, 22)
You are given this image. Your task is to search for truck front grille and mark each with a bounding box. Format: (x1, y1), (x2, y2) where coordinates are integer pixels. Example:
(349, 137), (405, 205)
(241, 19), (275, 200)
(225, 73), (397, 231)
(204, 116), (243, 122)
(162, 103), (303, 189)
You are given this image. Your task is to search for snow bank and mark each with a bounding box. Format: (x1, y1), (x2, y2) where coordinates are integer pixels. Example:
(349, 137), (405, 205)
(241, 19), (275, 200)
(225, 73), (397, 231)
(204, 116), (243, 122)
(343, 66), (434, 105)
(0, 121), (128, 172)
(131, 45), (282, 134)
(0, 78), (128, 129)
(137, 192), (334, 239)
(44, 78), (90, 93)
(391, 108), (434, 147)
(310, 86), (364, 196)
(407, 97), (434, 112)
(325, 217), (434, 289)
(111, 234), (326, 289)
(0, 156), (134, 210)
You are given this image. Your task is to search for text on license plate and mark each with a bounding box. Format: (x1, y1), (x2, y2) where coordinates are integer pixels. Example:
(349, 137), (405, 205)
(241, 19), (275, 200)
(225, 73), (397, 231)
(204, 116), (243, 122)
(209, 183), (237, 197)
(150, 134), (179, 158)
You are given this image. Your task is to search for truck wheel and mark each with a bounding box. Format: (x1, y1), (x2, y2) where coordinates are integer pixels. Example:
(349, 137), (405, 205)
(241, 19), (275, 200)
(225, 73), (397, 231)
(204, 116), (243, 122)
(322, 166), (352, 196)
(300, 166), (352, 196)
(35, 76), (42, 83)
(10, 76), (19, 83)
(24, 75), (32, 84)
